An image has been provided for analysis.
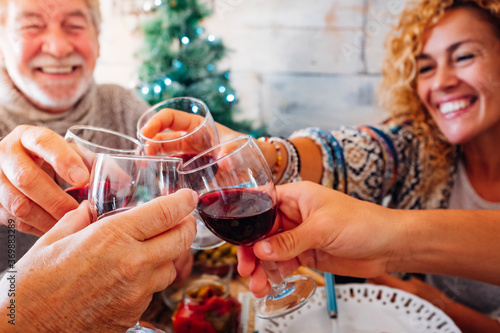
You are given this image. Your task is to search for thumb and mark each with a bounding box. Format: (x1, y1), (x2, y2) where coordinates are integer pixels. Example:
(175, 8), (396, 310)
(38, 201), (92, 246)
(253, 223), (316, 261)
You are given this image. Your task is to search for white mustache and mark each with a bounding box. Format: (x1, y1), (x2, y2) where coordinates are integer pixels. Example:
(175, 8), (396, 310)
(29, 54), (85, 68)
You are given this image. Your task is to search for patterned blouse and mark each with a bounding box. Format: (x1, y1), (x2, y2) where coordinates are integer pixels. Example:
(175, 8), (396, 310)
(290, 118), (457, 209)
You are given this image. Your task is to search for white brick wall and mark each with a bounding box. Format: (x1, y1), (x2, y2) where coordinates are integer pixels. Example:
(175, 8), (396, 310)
(96, 0), (408, 136)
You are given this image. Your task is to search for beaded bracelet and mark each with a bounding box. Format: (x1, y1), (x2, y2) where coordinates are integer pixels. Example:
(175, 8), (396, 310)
(257, 137), (283, 182)
(267, 137), (302, 184)
(287, 140), (301, 175)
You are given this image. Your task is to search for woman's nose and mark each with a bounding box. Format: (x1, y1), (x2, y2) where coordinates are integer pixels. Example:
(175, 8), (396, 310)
(432, 63), (459, 91)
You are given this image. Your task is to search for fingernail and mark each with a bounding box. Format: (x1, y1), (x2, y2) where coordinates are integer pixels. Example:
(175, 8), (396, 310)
(69, 166), (88, 184)
(260, 240), (272, 255)
(191, 191), (198, 203)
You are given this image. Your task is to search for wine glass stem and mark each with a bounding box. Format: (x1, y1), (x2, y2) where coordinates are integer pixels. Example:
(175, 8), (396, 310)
(261, 260), (287, 293)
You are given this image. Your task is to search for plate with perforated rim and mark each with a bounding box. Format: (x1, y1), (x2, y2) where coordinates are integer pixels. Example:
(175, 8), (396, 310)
(256, 284), (461, 333)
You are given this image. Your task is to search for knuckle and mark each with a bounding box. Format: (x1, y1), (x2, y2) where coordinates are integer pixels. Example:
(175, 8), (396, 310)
(160, 262), (177, 288)
(117, 254), (144, 284)
(158, 201), (176, 227)
(9, 195), (32, 218)
(177, 220), (196, 251)
(16, 221), (34, 234)
(275, 231), (297, 255)
(29, 127), (59, 147)
(13, 125), (31, 136)
(11, 163), (39, 189)
(44, 195), (74, 216)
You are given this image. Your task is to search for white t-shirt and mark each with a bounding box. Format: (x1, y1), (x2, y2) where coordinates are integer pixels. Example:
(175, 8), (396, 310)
(426, 160), (500, 319)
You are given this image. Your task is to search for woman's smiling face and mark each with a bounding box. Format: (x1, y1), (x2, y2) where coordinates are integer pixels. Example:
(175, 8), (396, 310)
(416, 7), (500, 145)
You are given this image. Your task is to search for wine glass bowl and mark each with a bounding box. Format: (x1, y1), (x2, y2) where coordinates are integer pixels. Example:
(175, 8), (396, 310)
(180, 135), (316, 319)
(65, 125), (143, 167)
(137, 97), (223, 250)
(88, 154), (183, 222)
(137, 97), (219, 161)
(60, 125), (143, 203)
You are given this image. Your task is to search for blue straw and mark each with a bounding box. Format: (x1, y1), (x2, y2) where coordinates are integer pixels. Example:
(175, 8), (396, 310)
(324, 272), (338, 318)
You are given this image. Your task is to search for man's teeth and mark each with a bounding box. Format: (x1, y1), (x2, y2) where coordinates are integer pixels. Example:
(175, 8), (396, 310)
(40, 67), (74, 74)
(439, 99), (473, 114)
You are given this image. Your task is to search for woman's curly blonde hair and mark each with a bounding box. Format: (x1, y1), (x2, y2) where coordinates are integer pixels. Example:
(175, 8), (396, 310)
(378, 0), (500, 189)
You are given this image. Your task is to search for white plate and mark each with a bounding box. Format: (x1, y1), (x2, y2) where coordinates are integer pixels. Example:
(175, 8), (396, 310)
(246, 284), (461, 333)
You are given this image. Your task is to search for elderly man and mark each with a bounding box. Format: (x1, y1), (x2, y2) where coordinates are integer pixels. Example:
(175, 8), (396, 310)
(0, 0), (196, 330)
(0, 0), (149, 268)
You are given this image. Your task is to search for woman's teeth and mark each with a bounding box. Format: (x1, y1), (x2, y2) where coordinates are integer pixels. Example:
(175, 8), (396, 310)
(439, 99), (474, 114)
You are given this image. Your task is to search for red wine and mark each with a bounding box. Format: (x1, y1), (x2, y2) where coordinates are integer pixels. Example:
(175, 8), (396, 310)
(65, 185), (89, 203)
(198, 189), (276, 246)
(92, 180), (133, 218)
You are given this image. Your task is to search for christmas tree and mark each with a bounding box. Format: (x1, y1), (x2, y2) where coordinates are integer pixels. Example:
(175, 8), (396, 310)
(136, 0), (259, 134)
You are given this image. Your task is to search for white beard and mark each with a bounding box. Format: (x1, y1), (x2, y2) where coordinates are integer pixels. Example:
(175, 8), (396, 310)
(6, 53), (92, 112)
(12, 73), (92, 111)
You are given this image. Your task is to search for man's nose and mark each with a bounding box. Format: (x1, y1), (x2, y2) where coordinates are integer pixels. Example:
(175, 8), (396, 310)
(40, 28), (74, 58)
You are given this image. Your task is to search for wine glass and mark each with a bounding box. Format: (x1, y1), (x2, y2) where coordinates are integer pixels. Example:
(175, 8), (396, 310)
(180, 135), (317, 319)
(88, 153), (183, 333)
(59, 125), (143, 203)
(137, 97), (224, 250)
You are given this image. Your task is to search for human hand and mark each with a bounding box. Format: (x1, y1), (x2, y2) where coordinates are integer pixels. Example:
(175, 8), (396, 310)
(139, 108), (242, 155)
(0, 189), (197, 332)
(237, 181), (401, 297)
(0, 125), (89, 236)
(173, 250), (194, 285)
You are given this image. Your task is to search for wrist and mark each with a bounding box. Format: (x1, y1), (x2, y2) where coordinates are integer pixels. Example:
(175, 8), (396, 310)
(384, 209), (413, 274)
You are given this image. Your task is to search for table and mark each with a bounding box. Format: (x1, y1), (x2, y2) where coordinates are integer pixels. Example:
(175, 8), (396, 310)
(140, 267), (325, 332)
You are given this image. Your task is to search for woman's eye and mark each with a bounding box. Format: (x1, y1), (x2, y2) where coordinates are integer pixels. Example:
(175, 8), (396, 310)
(418, 65), (433, 75)
(456, 54), (475, 62)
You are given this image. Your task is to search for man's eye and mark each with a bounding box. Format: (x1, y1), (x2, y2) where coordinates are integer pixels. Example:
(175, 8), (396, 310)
(22, 25), (42, 31)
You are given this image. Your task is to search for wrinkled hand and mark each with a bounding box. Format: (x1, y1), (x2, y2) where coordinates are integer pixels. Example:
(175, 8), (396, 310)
(0, 189), (197, 332)
(237, 181), (400, 297)
(0, 125), (89, 235)
(173, 250), (194, 285)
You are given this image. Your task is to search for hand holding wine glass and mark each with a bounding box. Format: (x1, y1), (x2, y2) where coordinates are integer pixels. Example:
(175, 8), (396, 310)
(137, 97), (224, 249)
(0, 125), (94, 235)
(180, 135), (317, 319)
(1, 187), (197, 332)
(88, 153), (184, 332)
(137, 97), (219, 161)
